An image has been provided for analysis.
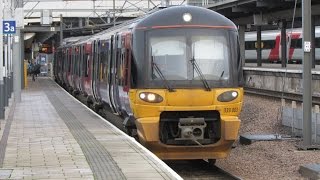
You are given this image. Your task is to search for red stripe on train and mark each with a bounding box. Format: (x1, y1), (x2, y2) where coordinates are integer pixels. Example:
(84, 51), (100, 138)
(268, 32), (302, 62)
(268, 34), (281, 61)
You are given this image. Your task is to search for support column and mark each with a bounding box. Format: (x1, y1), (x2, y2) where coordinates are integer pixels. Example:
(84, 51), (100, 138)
(13, 29), (22, 102)
(13, 0), (23, 102)
(239, 25), (246, 67)
(7, 35), (11, 98)
(257, 26), (262, 67)
(4, 36), (8, 107)
(21, 31), (24, 89)
(78, 18), (83, 28)
(60, 14), (63, 46)
(302, 0), (312, 147)
(113, 0), (115, 27)
(3, 0), (10, 107)
(9, 35), (13, 97)
(281, 20), (287, 67)
(0, 0), (4, 119)
(311, 15), (315, 68)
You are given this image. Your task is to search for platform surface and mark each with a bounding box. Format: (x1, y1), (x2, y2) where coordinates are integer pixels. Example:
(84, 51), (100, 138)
(244, 63), (320, 74)
(0, 77), (181, 180)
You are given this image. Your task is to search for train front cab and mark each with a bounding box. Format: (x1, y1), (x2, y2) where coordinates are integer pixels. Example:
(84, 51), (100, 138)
(130, 89), (243, 160)
(128, 6), (244, 160)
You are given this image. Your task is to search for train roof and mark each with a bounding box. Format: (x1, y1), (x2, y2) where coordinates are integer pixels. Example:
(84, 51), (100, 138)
(136, 5), (236, 29)
(59, 5), (237, 48)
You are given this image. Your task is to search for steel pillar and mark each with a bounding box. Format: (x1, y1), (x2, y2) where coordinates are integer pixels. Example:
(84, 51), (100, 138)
(281, 20), (287, 67)
(311, 16), (315, 68)
(302, 0), (312, 147)
(60, 14), (63, 46)
(257, 26), (262, 67)
(0, 0), (4, 119)
(113, 0), (115, 27)
(9, 35), (13, 97)
(239, 25), (246, 67)
(4, 35), (8, 107)
(21, 32), (24, 89)
(13, 29), (22, 102)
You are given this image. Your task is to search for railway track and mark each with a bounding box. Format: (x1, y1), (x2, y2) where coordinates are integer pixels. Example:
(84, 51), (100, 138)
(165, 160), (241, 180)
(244, 87), (320, 104)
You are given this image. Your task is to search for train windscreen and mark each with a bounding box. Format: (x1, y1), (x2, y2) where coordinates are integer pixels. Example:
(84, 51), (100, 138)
(148, 29), (231, 82)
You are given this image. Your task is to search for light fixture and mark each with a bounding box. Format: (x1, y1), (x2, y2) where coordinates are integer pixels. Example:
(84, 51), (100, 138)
(139, 92), (163, 103)
(183, 13), (192, 22)
(217, 91), (238, 102)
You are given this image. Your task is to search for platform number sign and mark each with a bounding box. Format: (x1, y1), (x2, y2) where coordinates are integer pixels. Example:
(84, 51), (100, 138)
(3, 21), (16, 34)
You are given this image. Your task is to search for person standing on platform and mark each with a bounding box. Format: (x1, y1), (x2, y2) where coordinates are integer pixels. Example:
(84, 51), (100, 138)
(31, 60), (41, 81)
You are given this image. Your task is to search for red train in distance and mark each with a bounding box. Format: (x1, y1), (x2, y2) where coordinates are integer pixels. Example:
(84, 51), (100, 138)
(245, 27), (320, 63)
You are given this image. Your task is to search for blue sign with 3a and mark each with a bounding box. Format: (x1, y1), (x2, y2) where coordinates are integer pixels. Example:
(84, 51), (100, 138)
(3, 21), (16, 34)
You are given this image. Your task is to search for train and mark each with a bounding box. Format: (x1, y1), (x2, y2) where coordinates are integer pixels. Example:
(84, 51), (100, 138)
(54, 5), (243, 163)
(245, 27), (320, 63)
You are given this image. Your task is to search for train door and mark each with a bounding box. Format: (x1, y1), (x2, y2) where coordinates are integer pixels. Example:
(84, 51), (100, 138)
(106, 36), (116, 113)
(83, 43), (93, 97)
(61, 50), (64, 83)
(77, 46), (82, 92)
(74, 46), (80, 92)
(109, 34), (121, 114)
(287, 33), (302, 63)
(98, 40), (111, 108)
(63, 48), (68, 86)
(118, 33), (133, 116)
(92, 40), (101, 101)
(68, 47), (73, 89)
(71, 47), (76, 90)
(79, 44), (86, 94)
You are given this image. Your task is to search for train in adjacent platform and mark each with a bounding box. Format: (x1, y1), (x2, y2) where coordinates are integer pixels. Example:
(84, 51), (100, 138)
(54, 6), (243, 162)
(245, 27), (320, 63)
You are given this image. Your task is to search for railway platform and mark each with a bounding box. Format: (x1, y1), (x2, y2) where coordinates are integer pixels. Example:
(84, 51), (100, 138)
(0, 77), (181, 180)
(242, 63), (320, 100)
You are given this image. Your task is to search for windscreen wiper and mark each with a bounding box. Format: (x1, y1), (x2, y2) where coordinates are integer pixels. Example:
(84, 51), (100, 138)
(190, 57), (211, 91)
(152, 57), (175, 92)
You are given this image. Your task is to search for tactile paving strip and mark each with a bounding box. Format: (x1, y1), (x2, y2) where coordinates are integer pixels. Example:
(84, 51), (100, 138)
(42, 80), (126, 180)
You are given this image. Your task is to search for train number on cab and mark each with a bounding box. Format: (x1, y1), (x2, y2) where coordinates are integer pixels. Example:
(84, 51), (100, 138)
(224, 107), (239, 113)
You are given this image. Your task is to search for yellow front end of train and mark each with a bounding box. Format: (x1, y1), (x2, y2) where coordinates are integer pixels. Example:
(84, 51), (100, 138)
(129, 88), (243, 160)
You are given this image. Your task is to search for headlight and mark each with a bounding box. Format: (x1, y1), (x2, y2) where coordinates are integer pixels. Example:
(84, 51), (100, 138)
(139, 92), (163, 103)
(217, 91), (238, 102)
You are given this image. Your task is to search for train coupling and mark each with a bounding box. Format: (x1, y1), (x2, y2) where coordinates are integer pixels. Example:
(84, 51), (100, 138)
(176, 117), (207, 140)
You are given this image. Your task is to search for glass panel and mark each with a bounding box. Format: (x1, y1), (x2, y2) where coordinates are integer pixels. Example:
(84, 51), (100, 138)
(290, 39), (302, 49)
(245, 41), (255, 50)
(145, 28), (234, 87)
(150, 36), (188, 80)
(192, 35), (229, 80)
(315, 37), (320, 48)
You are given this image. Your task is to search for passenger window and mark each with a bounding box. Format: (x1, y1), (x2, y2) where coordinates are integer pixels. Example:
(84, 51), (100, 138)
(290, 39), (302, 49)
(245, 41), (255, 50)
(315, 37), (320, 48)
(262, 40), (275, 49)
